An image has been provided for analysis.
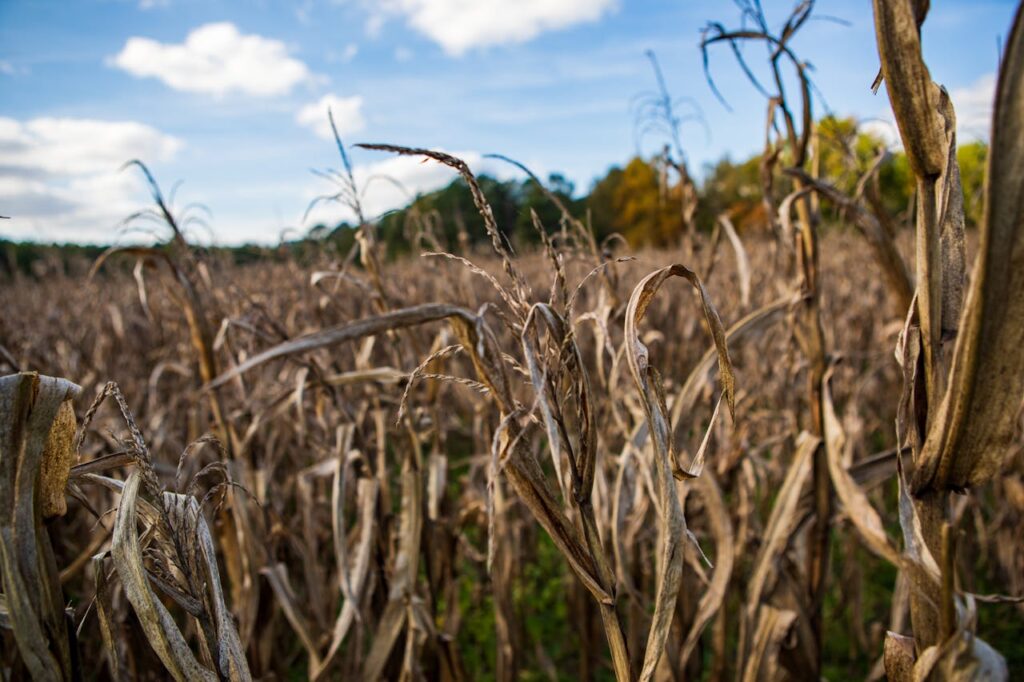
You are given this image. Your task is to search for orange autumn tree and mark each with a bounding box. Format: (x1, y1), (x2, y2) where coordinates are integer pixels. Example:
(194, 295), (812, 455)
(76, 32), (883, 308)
(589, 156), (687, 246)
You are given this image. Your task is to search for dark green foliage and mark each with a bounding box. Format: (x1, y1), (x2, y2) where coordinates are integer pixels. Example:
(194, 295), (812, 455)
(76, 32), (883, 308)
(373, 173), (580, 257)
(1, 239), (108, 278)
(694, 154), (764, 232)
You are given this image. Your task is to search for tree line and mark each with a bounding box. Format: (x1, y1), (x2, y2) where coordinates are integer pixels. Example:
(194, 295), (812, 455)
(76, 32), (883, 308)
(318, 114), (988, 256)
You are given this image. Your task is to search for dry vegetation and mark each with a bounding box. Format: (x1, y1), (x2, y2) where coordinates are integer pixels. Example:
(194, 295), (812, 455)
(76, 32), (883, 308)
(2, 1), (1024, 680)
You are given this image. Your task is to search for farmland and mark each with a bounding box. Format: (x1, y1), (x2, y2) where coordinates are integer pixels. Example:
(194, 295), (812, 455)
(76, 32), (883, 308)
(2, 1), (1023, 680)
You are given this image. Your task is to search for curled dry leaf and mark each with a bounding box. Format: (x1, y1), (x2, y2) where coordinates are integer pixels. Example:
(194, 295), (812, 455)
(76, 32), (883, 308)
(624, 263), (734, 681)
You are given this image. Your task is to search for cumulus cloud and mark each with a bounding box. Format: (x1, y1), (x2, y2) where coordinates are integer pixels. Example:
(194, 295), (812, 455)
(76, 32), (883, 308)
(371, 0), (617, 56)
(296, 95), (366, 140)
(0, 117), (182, 243)
(111, 22), (313, 97)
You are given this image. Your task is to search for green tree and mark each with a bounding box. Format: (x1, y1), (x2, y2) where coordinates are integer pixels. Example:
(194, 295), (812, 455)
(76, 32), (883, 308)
(695, 154), (764, 232)
(512, 173), (579, 243)
(375, 175), (520, 257)
(957, 140), (987, 228)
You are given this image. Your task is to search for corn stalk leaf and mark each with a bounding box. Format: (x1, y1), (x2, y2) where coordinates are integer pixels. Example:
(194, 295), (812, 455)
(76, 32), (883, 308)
(111, 471), (217, 682)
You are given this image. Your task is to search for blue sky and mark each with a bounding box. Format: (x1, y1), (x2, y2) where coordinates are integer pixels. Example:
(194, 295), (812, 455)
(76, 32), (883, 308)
(0, 0), (1015, 245)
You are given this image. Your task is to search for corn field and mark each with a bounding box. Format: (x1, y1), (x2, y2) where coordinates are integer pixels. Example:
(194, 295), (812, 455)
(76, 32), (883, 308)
(2, 1), (1023, 680)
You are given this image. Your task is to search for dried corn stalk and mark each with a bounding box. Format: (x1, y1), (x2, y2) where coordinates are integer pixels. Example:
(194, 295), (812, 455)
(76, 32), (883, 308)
(872, 0), (1023, 674)
(911, 2), (1024, 493)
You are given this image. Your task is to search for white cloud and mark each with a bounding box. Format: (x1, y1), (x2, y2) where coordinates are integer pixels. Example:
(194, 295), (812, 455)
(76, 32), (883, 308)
(0, 60), (26, 76)
(111, 22), (313, 97)
(860, 118), (902, 150)
(866, 72), (996, 151)
(296, 95), (366, 140)
(370, 0), (617, 56)
(0, 117), (182, 243)
(325, 43), (359, 64)
(365, 14), (386, 38)
(950, 73), (995, 141)
(303, 150), (509, 227)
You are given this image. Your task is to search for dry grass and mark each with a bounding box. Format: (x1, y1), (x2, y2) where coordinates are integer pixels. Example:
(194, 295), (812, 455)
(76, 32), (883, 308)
(2, 218), (1020, 679)
(2, 1), (1024, 680)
